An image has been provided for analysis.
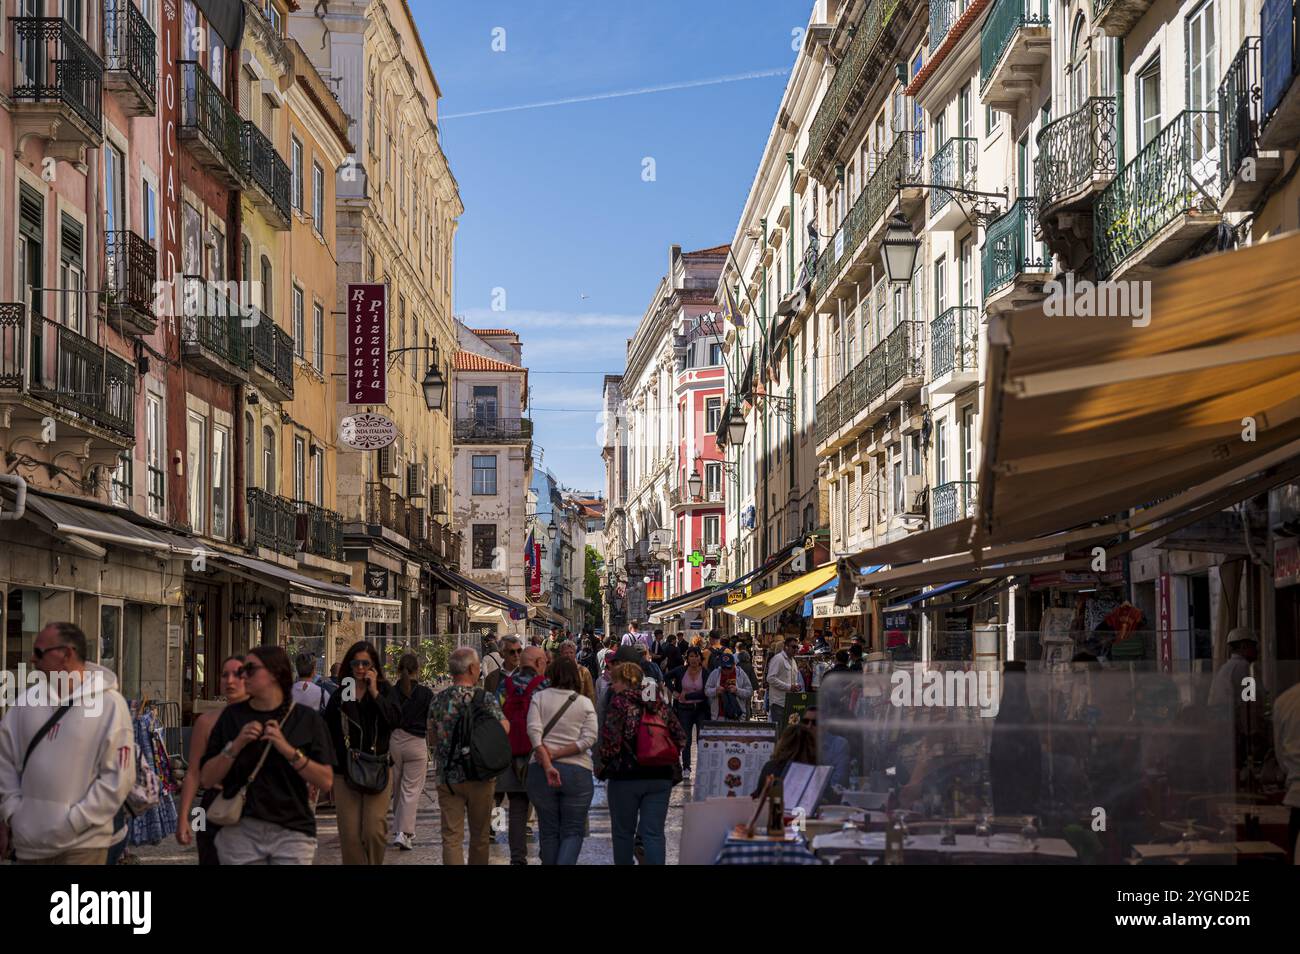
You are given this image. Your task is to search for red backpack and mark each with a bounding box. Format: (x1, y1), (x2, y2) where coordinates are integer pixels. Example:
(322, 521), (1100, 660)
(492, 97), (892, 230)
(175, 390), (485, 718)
(635, 705), (680, 767)
(503, 674), (546, 756)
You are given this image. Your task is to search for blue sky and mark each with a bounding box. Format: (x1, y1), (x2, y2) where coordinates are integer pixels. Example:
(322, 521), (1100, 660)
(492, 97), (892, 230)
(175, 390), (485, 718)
(416, 1), (806, 492)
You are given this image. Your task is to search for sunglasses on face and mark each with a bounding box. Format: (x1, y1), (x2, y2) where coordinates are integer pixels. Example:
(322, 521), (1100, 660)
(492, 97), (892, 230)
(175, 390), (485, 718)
(239, 663), (263, 678)
(32, 644), (70, 660)
(350, 659), (374, 670)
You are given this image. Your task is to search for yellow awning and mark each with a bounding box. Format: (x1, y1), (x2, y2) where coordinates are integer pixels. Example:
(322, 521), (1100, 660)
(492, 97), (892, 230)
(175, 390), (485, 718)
(722, 563), (838, 622)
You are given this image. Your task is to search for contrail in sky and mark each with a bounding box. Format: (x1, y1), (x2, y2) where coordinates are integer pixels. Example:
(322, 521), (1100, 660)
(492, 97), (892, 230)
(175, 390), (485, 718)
(442, 67), (791, 119)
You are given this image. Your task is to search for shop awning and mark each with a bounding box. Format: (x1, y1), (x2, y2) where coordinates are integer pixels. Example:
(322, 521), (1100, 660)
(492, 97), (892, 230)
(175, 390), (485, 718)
(19, 491), (180, 554)
(882, 579), (971, 611)
(723, 563), (838, 622)
(530, 605), (567, 629)
(802, 564), (885, 616)
(213, 554), (401, 622)
(978, 231), (1300, 547)
(704, 543), (804, 608)
(647, 583), (719, 623)
(428, 564), (527, 617)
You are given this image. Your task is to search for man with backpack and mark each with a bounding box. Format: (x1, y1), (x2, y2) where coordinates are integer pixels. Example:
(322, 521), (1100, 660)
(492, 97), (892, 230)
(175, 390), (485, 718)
(429, 647), (510, 865)
(496, 645), (548, 865)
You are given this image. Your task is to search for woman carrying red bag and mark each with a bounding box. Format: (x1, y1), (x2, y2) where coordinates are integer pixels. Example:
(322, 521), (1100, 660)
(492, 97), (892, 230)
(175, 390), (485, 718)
(596, 662), (687, 865)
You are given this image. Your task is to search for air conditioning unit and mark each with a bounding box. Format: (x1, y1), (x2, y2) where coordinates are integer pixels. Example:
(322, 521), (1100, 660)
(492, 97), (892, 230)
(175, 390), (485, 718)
(377, 446), (398, 478)
(406, 462), (427, 498)
(904, 475), (927, 514)
(430, 483), (447, 515)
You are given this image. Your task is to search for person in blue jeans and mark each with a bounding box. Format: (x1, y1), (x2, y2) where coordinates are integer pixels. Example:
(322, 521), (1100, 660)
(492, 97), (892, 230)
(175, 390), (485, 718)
(665, 647), (710, 776)
(597, 662), (687, 865)
(525, 658), (598, 865)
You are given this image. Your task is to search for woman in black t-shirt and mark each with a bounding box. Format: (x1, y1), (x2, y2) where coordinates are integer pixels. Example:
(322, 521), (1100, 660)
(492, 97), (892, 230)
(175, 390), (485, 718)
(200, 645), (336, 864)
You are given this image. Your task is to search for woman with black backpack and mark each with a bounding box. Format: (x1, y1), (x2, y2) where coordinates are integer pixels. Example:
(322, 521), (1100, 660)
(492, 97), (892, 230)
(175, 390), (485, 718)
(322, 641), (401, 865)
(597, 662), (687, 865)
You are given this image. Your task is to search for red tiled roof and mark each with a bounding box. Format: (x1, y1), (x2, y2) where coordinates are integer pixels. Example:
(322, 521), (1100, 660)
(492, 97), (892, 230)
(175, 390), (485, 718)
(469, 328), (518, 336)
(454, 352), (524, 373)
(906, 0), (991, 97)
(685, 243), (730, 257)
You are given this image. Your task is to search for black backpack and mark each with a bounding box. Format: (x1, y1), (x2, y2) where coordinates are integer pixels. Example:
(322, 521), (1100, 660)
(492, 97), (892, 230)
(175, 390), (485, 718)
(449, 688), (511, 781)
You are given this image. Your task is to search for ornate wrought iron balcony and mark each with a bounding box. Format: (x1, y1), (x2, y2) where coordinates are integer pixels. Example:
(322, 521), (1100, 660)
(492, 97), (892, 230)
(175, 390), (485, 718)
(930, 137), (978, 218)
(178, 61), (243, 185)
(296, 499), (343, 560)
(982, 197), (1051, 299)
(1093, 110), (1222, 279)
(804, 0), (911, 171)
(980, 0), (1049, 90)
(180, 276), (250, 380)
(930, 305), (979, 379)
(1034, 97), (1118, 214)
(929, 0), (960, 53)
(11, 17), (104, 144)
(104, 0), (156, 115)
(453, 415), (534, 443)
(105, 230), (158, 336)
(0, 306), (135, 439)
(811, 131), (924, 302)
(241, 120), (292, 228)
(247, 309), (294, 402)
(815, 320), (923, 448)
(1220, 38), (1274, 208)
(247, 488), (297, 556)
(932, 480), (977, 528)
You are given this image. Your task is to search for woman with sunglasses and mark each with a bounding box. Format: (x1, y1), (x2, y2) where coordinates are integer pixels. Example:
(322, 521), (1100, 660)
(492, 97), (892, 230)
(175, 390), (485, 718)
(321, 641), (402, 865)
(176, 655), (246, 863)
(199, 646), (335, 864)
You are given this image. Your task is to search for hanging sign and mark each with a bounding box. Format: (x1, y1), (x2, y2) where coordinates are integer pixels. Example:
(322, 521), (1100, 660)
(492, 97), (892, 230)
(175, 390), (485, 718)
(347, 282), (387, 404)
(339, 412), (396, 450)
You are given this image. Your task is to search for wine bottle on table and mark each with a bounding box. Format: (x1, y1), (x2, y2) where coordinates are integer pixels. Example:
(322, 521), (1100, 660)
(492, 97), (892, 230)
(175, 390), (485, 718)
(767, 777), (785, 837)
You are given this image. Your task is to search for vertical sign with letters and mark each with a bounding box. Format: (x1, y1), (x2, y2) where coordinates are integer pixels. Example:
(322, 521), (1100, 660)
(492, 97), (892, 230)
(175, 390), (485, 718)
(348, 283), (387, 405)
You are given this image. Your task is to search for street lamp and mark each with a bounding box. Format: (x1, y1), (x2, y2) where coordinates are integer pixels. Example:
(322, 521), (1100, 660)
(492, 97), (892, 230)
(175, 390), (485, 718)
(686, 465), (703, 499)
(420, 364), (447, 411)
(727, 408), (747, 446)
(881, 211), (921, 283)
(547, 522), (557, 541)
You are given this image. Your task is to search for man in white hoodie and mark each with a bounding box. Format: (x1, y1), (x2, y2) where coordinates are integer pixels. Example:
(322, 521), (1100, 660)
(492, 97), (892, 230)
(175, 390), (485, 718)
(0, 622), (134, 863)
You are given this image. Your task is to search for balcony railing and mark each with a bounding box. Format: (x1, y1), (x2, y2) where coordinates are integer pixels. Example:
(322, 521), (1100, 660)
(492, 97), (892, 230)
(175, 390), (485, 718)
(296, 500), (343, 560)
(248, 310), (294, 398)
(930, 137), (977, 217)
(1220, 38), (1262, 195)
(1034, 96), (1118, 212)
(814, 321), (923, 444)
(811, 131), (924, 301)
(930, 306), (979, 378)
(980, 0), (1049, 91)
(1094, 110), (1222, 279)
(104, 0), (156, 109)
(105, 230), (156, 324)
(180, 276), (251, 371)
(367, 484), (407, 536)
(982, 197), (1052, 299)
(0, 307), (135, 438)
(804, 0), (909, 167)
(929, 0), (960, 53)
(178, 61), (243, 175)
(241, 120), (292, 223)
(247, 488), (297, 556)
(11, 17), (104, 132)
(453, 415), (534, 442)
(932, 480), (977, 527)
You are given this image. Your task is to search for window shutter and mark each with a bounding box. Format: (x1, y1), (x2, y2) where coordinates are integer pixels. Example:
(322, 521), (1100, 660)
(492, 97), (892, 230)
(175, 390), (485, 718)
(19, 184), (44, 242)
(61, 215), (84, 265)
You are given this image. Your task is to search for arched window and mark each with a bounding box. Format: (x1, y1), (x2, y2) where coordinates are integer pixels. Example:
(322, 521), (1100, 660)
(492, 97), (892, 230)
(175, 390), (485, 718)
(1068, 13), (1088, 111)
(263, 426), (276, 492)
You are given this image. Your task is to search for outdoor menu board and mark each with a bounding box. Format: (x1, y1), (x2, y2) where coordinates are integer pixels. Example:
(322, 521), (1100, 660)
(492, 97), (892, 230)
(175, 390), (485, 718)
(693, 721), (778, 801)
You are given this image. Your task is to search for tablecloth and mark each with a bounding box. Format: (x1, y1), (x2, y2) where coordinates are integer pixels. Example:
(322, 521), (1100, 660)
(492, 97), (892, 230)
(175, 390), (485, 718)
(715, 834), (822, 865)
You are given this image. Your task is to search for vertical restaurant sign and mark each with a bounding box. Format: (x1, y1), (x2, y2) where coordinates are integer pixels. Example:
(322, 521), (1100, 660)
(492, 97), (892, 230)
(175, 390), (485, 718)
(160, 0), (180, 318)
(1158, 573), (1172, 673)
(348, 283), (387, 405)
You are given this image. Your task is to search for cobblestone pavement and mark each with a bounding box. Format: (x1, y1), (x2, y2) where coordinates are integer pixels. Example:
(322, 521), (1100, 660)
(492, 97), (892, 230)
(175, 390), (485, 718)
(131, 771), (692, 865)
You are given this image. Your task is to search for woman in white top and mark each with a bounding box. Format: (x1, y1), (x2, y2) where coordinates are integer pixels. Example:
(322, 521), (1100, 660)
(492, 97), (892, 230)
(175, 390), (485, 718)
(526, 657), (599, 865)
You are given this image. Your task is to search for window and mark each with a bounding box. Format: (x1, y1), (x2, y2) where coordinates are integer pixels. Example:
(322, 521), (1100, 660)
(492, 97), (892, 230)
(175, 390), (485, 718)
(292, 285), (304, 359)
(1186, 1), (1218, 177)
(705, 462), (722, 497)
(111, 452), (132, 508)
(313, 303), (324, 371)
(892, 454), (904, 515)
(291, 136), (303, 211)
(704, 515), (721, 548)
(293, 436), (306, 502)
(313, 448), (324, 506)
(60, 215), (85, 335)
(705, 397), (722, 433)
(1068, 14), (1088, 112)
(934, 255), (948, 316)
(187, 412), (207, 534)
(985, 104), (998, 135)
(312, 161), (324, 230)
(244, 412), (255, 493)
(19, 184), (44, 320)
(143, 179), (158, 246)
(708, 342), (722, 365)
(936, 419), (949, 486)
(909, 432), (922, 476)
(263, 0), (282, 33)
(961, 406), (975, 483)
(260, 255), (273, 318)
(472, 524), (498, 569)
(1136, 56), (1162, 151)
(105, 144), (124, 235)
(212, 424), (229, 539)
(472, 455), (497, 495)
(147, 395), (165, 518)
(263, 426), (276, 491)
(473, 385), (499, 422)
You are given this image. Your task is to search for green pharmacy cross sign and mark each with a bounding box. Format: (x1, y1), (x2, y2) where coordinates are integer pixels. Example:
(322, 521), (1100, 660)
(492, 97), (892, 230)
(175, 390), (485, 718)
(688, 551), (704, 567)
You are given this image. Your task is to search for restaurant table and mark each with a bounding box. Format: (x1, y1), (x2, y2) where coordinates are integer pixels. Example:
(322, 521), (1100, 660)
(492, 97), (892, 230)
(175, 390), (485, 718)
(1130, 840), (1288, 863)
(811, 830), (1078, 864)
(714, 834), (822, 865)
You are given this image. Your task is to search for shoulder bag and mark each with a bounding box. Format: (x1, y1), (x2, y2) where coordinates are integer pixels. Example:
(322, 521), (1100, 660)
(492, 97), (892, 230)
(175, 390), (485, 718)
(343, 706), (390, 794)
(207, 702), (297, 827)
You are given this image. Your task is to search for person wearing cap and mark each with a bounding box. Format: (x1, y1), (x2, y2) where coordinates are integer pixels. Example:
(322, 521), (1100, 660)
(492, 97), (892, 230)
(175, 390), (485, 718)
(705, 652), (753, 721)
(1209, 628), (1263, 771)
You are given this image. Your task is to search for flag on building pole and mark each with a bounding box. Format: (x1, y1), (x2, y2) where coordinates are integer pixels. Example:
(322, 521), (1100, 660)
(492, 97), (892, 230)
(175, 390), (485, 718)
(721, 283), (743, 330)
